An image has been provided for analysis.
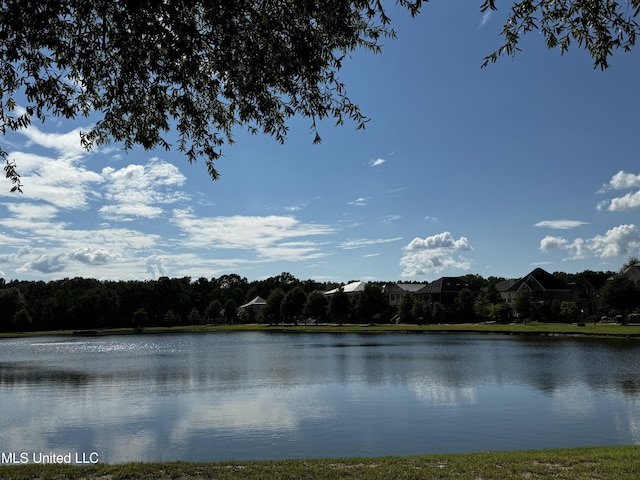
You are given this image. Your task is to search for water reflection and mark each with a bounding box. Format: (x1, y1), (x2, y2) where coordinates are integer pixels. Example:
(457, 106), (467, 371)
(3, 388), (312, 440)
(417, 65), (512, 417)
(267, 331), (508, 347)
(1, 333), (640, 462)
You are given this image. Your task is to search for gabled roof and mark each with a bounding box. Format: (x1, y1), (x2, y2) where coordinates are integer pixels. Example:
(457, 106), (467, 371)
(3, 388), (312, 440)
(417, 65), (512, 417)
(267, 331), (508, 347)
(426, 277), (473, 294)
(506, 268), (570, 293)
(325, 281), (366, 295)
(576, 273), (609, 291)
(239, 296), (267, 309)
(495, 279), (518, 292)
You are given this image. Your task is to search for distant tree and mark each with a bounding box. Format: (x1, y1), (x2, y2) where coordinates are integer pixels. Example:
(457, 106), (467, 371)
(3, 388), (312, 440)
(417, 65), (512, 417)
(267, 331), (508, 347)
(329, 288), (352, 325)
(454, 288), (476, 322)
(223, 299), (238, 324)
(431, 302), (446, 324)
(0, 287), (30, 331)
(188, 307), (202, 325)
(487, 303), (509, 324)
(514, 290), (535, 324)
(281, 286), (307, 324)
(398, 292), (416, 323)
(264, 288), (285, 324)
(163, 309), (181, 326)
(354, 283), (387, 323)
(133, 308), (149, 328)
(13, 307), (32, 331)
(599, 275), (639, 320)
(304, 291), (329, 325)
(205, 299), (223, 323)
(560, 301), (581, 322)
(621, 257), (640, 272)
(410, 297), (426, 324)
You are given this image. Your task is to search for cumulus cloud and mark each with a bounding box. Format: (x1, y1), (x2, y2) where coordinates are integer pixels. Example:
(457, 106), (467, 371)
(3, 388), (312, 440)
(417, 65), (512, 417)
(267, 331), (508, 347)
(405, 232), (471, 251)
(99, 158), (187, 220)
(400, 232), (473, 277)
(598, 170), (640, 212)
(18, 253), (68, 273)
(69, 248), (119, 265)
(606, 191), (640, 212)
(539, 236), (569, 252)
(590, 224), (640, 257)
(539, 224), (640, 260)
(370, 158), (385, 167)
(605, 171), (640, 190)
(534, 220), (589, 230)
(145, 255), (169, 278)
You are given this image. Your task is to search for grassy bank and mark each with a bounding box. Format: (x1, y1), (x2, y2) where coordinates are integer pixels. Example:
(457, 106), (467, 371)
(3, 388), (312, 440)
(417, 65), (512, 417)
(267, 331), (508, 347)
(3, 322), (640, 339)
(1, 446), (639, 479)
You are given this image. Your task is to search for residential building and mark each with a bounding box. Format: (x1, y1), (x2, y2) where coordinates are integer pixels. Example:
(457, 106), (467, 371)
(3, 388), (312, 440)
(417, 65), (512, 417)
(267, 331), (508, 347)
(502, 268), (572, 310)
(571, 273), (609, 317)
(383, 283), (429, 307)
(324, 281), (366, 296)
(238, 296), (267, 316)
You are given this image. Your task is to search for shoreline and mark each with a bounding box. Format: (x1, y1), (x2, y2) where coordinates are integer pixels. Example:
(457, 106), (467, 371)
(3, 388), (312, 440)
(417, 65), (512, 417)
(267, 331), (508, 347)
(2, 322), (640, 340)
(1, 446), (639, 479)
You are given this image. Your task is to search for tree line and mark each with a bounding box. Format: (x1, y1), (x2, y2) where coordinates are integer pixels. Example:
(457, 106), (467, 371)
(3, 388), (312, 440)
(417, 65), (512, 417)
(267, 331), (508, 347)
(0, 273), (387, 333)
(1, 264), (639, 333)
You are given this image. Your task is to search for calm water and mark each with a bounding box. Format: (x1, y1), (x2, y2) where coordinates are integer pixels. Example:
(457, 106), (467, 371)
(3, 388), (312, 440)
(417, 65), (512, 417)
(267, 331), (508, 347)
(1, 332), (639, 463)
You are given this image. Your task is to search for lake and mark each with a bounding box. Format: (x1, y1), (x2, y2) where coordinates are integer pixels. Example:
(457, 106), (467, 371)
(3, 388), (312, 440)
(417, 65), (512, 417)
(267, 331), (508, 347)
(1, 332), (639, 464)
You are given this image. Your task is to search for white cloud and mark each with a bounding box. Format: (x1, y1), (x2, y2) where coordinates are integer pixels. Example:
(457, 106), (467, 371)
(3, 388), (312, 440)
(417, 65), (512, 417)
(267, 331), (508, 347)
(405, 231), (471, 251)
(400, 232), (473, 277)
(348, 197), (368, 206)
(590, 224), (640, 258)
(69, 248), (119, 265)
(534, 220), (589, 230)
(172, 211), (334, 262)
(339, 237), (403, 249)
(605, 170), (640, 190)
(20, 125), (88, 163)
(598, 171), (640, 211)
(383, 215), (401, 223)
(100, 158), (187, 220)
(370, 158), (385, 167)
(18, 253), (68, 274)
(3, 152), (103, 209)
(539, 224), (640, 260)
(145, 255), (169, 278)
(539, 236), (568, 252)
(606, 190), (640, 212)
(478, 10), (493, 29)
(384, 187), (406, 196)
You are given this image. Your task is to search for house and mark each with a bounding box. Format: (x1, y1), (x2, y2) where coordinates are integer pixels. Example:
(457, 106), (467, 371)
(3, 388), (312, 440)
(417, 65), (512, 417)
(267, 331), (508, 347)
(324, 281), (366, 296)
(238, 296), (267, 316)
(383, 283), (429, 307)
(425, 277), (477, 308)
(502, 268), (572, 309)
(621, 262), (640, 284)
(571, 273), (609, 317)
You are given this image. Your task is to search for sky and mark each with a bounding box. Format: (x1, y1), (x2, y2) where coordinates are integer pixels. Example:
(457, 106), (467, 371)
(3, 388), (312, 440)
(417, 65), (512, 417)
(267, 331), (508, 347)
(2, 3), (640, 284)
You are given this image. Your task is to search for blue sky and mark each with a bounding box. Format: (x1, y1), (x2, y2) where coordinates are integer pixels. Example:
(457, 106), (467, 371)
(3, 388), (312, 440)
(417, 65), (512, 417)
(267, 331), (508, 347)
(2, 3), (640, 283)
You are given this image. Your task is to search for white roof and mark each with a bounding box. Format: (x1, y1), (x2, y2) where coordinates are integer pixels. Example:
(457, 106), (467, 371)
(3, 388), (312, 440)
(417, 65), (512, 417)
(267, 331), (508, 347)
(239, 296), (267, 308)
(325, 281), (366, 295)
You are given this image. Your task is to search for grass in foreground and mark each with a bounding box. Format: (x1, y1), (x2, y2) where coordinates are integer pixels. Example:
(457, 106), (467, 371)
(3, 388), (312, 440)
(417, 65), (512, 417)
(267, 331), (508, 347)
(3, 321), (640, 340)
(1, 446), (639, 479)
